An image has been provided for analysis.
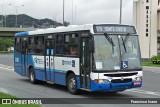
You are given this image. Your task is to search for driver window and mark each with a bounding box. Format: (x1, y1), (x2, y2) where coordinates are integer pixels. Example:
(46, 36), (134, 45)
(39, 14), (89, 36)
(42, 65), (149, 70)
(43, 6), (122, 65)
(126, 37), (138, 55)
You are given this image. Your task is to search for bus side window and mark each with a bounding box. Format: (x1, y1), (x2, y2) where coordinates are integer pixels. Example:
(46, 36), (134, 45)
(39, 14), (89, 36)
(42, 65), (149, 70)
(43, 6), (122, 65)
(28, 37), (36, 54)
(15, 38), (21, 53)
(56, 35), (64, 55)
(64, 34), (78, 56)
(70, 34), (78, 56)
(36, 36), (44, 55)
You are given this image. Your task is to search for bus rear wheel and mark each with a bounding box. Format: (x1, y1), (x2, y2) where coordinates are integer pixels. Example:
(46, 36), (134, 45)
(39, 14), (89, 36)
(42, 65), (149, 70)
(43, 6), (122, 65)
(29, 67), (37, 84)
(67, 73), (78, 95)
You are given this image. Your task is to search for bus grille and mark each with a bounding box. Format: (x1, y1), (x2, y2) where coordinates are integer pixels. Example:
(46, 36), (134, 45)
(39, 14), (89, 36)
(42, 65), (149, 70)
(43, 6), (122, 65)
(111, 79), (132, 83)
(104, 72), (138, 77)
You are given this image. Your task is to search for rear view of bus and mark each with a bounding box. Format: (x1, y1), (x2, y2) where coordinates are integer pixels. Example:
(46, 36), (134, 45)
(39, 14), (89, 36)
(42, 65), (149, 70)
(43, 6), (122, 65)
(87, 24), (143, 93)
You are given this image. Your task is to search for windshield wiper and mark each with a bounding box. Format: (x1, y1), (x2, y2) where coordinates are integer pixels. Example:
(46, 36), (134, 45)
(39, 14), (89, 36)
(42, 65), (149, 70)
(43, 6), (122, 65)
(124, 34), (129, 43)
(104, 33), (115, 53)
(121, 33), (129, 52)
(122, 38), (127, 52)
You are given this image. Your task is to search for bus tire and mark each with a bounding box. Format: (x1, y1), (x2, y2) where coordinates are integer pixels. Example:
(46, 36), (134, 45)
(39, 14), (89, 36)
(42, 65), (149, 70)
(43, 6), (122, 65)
(67, 73), (78, 95)
(29, 67), (37, 84)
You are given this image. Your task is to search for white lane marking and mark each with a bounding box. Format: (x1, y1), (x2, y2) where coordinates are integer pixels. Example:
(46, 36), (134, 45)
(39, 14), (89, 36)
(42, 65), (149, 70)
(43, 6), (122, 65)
(143, 67), (160, 74)
(149, 71), (160, 74)
(144, 70), (160, 74)
(0, 64), (14, 71)
(0, 67), (14, 71)
(126, 89), (160, 97)
(0, 87), (10, 94)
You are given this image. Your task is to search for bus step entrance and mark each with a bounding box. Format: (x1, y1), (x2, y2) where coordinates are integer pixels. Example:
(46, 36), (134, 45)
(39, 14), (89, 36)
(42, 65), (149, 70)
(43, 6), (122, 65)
(80, 88), (91, 92)
(47, 81), (54, 84)
(81, 74), (90, 89)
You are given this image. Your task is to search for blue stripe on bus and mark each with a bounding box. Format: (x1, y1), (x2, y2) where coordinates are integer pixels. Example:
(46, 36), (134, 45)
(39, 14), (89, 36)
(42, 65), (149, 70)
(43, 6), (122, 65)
(15, 32), (29, 37)
(90, 80), (142, 92)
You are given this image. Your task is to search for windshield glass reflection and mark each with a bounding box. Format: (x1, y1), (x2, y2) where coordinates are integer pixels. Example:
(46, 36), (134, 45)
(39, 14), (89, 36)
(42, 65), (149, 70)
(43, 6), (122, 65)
(94, 35), (121, 70)
(120, 35), (142, 70)
(93, 35), (141, 71)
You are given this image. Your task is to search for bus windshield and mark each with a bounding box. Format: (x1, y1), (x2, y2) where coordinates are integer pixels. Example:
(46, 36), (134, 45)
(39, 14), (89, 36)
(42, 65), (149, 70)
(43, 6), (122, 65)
(93, 34), (142, 71)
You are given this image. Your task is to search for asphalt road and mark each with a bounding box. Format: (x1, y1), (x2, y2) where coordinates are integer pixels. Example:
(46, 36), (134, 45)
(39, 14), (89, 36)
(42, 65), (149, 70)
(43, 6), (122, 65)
(0, 54), (160, 107)
(0, 54), (13, 66)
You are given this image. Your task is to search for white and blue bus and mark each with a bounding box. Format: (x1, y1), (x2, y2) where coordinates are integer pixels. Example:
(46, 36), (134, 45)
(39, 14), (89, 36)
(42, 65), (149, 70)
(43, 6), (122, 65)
(14, 24), (143, 94)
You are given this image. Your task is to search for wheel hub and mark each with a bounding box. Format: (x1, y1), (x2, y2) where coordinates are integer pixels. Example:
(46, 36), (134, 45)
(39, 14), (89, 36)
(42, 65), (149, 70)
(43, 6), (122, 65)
(30, 72), (34, 81)
(69, 78), (76, 90)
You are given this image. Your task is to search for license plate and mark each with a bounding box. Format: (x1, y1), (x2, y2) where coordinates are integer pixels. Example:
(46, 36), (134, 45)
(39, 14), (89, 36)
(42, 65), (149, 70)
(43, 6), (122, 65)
(134, 81), (141, 85)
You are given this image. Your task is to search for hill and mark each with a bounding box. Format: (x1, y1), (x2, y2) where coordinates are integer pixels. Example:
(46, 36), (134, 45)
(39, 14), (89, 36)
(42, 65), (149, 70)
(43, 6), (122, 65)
(0, 14), (70, 28)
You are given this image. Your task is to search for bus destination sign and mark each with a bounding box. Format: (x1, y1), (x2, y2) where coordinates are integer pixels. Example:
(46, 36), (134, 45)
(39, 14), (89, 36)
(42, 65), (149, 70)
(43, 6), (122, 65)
(93, 25), (136, 34)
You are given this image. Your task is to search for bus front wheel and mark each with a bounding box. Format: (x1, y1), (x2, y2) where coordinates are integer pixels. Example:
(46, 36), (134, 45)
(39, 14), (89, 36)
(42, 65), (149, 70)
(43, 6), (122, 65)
(67, 73), (78, 95)
(29, 68), (37, 84)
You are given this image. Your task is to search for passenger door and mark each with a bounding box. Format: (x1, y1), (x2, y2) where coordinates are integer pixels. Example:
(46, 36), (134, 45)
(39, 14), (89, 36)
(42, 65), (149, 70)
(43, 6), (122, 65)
(21, 41), (27, 76)
(45, 39), (55, 81)
(80, 37), (91, 89)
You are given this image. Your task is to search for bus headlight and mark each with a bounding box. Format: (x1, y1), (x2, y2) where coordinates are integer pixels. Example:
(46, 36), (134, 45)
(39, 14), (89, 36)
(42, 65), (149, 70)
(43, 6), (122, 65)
(94, 79), (109, 83)
(134, 76), (142, 81)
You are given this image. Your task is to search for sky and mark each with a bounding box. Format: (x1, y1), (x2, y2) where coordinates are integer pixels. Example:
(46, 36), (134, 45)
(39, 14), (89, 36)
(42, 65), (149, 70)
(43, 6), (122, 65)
(0, 0), (133, 25)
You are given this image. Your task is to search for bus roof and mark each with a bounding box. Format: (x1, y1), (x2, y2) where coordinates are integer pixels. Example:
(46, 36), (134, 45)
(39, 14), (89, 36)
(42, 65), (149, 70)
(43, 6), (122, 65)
(15, 24), (93, 37)
(15, 24), (135, 37)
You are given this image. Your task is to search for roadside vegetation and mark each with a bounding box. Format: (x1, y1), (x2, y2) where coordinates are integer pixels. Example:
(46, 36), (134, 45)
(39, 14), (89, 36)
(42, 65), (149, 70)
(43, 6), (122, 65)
(0, 37), (14, 54)
(142, 60), (160, 67)
(142, 55), (160, 67)
(0, 92), (40, 107)
(0, 51), (14, 54)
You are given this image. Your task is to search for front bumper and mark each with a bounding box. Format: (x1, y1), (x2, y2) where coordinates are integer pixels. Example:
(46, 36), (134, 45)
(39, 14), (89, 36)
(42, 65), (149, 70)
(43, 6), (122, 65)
(90, 80), (142, 92)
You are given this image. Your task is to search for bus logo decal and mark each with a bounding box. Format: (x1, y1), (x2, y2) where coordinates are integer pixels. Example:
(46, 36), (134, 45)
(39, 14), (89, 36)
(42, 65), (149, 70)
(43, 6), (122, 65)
(51, 49), (54, 55)
(62, 60), (75, 68)
(15, 57), (19, 62)
(121, 76), (124, 81)
(122, 61), (128, 69)
(72, 60), (75, 67)
(34, 57), (44, 64)
(46, 49), (49, 55)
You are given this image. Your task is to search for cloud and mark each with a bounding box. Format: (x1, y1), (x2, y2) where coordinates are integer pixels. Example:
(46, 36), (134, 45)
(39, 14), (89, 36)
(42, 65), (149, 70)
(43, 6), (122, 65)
(1, 0), (133, 25)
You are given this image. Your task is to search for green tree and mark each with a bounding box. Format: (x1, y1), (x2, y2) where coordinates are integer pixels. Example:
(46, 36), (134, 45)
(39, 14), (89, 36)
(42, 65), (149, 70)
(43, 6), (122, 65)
(0, 37), (14, 51)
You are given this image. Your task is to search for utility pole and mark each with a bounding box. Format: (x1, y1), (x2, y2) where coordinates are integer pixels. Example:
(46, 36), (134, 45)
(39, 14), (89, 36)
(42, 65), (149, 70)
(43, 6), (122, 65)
(72, 0), (73, 24)
(149, 0), (152, 58)
(119, 0), (122, 24)
(1, 5), (3, 27)
(15, 6), (18, 27)
(74, 0), (77, 24)
(5, 15), (7, 27)
(4, 4), (12, 27)
(15, 5), (24, 27)
(75, 5), (77, 24)
(63, 0), (65, 25)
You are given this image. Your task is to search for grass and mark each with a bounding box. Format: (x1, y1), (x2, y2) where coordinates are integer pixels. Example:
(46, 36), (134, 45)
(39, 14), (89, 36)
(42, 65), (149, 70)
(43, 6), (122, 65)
(0, 51), (13, 54)
(0, 92), (41, 107)
(0, 93), (16, 98)
(142, 60), (160, 67)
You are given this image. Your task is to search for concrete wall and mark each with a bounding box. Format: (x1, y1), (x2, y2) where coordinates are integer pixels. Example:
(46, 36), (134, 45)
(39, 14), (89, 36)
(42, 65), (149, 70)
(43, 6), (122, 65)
(0, 27), (36, 37)
(150, 0), (158, 58)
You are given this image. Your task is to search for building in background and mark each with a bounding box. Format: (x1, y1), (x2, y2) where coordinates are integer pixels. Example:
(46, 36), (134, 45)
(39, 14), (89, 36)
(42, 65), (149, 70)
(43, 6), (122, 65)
(133, 0), (160, 58)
